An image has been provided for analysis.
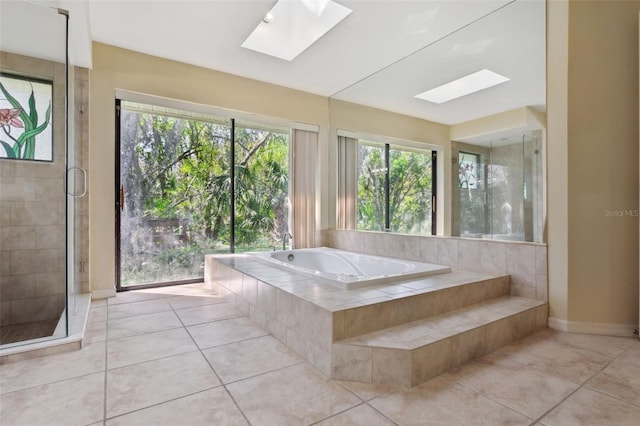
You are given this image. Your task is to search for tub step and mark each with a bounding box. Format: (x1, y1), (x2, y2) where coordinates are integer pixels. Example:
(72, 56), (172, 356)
(334, 271), (511, 340)
(331, 296), (547, 387)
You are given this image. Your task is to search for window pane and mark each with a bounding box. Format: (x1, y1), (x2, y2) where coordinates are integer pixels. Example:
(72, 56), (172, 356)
(119, 108), (231, 286)
(357, 142), (386, 231)
(234, 125), (290, 252)
(388, 146), (433, 234)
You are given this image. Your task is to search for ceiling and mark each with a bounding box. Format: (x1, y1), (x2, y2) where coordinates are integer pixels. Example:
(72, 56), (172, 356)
(1, 0), (545, 126)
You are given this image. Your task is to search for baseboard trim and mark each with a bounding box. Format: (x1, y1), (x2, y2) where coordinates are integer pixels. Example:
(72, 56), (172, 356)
(548, 317), (638, 337)
(92, 287), (116, 300)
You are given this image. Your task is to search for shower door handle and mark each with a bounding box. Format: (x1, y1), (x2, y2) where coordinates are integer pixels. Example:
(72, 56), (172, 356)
(119, 185), (125, 212)
(67, 167), (87, 198)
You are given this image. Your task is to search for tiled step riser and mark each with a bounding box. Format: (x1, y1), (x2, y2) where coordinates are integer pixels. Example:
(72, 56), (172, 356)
(334, 276), (510, 341)
(207, 257), (335, 376)
(332, 304), (548, 387)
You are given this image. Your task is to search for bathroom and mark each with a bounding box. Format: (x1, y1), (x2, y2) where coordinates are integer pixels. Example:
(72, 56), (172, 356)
(0, 1), (640, 424)
(0, 0), (635, 357)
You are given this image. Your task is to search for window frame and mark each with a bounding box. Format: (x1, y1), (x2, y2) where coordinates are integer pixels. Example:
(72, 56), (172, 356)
(354, 136), (438, 236)
(115, 97), (296, 291)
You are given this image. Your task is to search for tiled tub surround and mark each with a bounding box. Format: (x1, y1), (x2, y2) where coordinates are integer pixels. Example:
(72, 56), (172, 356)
(205, 253), (547, 387)
(322, 230), (548, 301)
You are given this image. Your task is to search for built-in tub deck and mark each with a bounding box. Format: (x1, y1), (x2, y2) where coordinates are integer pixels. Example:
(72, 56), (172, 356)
(252, 247), (451, 290)
(205, 251), (547, 387)
(218, 254), (492, 311)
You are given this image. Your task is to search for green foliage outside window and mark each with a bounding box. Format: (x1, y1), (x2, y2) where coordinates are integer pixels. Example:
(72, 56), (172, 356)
(120, 110), (289, 285)
(357, 142), (433, 235)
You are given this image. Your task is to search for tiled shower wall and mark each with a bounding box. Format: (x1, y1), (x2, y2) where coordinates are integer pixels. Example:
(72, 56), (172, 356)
(0, 52), (90, 326)
(321, 230), (548, 301)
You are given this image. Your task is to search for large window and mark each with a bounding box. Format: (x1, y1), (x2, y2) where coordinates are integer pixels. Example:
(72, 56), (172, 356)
(117, 100), (290, 288)
(233, 123), (290, 252)
(357, 140), (436, 235)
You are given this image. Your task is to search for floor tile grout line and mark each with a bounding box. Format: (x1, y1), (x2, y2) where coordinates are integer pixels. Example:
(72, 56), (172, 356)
(105, 324), (191, 343)
(106, 296), (167, 307)
(107, 324), (184, 342)
(452, 380), (536, 423)
(579, 385), (640, 409)
(105, 348), (203, 372)
(106, 306), (245, 342)
(191, 330), (271, 352)
(101, 385), (223, 423)
(180, 313), (245, 328)
(220, 359), (306, 387)
(179, 300), (254, 426)
(568, 344), (640, 408)
(107, 295), (228, 320)
(528, 341), (631, 425)
(479, 341), (588, 383)
(306, 401), (368, 426)
(185, 286), (384, 425)
(363, 400), (401, 426)
(447, 339), (591, 422)
(335, 381), (394, 403)
(0, 368), (107, 397)
(105, 288), (251, 424)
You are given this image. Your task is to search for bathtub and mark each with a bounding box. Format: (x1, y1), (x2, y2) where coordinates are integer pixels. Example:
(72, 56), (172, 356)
(252, 247), (451, 289)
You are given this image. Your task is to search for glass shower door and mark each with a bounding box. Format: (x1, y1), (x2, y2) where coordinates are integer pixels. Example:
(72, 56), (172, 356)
(488, 135), (534, 241)
(0, 2), (75, 347)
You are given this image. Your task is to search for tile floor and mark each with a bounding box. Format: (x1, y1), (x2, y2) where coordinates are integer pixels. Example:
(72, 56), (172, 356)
(0, 283), (638, 426)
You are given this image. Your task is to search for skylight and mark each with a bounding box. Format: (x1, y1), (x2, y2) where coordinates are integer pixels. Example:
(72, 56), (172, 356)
(415, 69), (510, 104)
(241, 0), (352, 61)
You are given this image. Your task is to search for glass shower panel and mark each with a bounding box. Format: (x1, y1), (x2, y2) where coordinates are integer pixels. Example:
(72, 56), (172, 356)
(458, 151), (487, 237)
(0, 2), (72, 347)
(452, 133), (543, 243)
(488, 137), (526, 241)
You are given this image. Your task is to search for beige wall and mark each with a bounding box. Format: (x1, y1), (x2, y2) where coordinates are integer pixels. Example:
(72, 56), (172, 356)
(450, 107), (545, 142)
(89, 43), (450, 294)
(547, 0), (639, 332)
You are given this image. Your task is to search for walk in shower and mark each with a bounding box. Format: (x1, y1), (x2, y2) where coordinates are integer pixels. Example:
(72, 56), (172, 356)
(0, 1), (88, 351)
(452, 132), (543, 243)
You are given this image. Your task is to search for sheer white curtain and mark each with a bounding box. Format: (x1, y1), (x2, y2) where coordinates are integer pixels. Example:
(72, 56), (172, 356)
(291, 129), (318, 248)
(337, 135), (357, 229)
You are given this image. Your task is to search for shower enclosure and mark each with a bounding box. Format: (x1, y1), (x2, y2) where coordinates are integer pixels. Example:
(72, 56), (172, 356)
(0, 2), (86, 349)
(452, 132), (543, 243)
